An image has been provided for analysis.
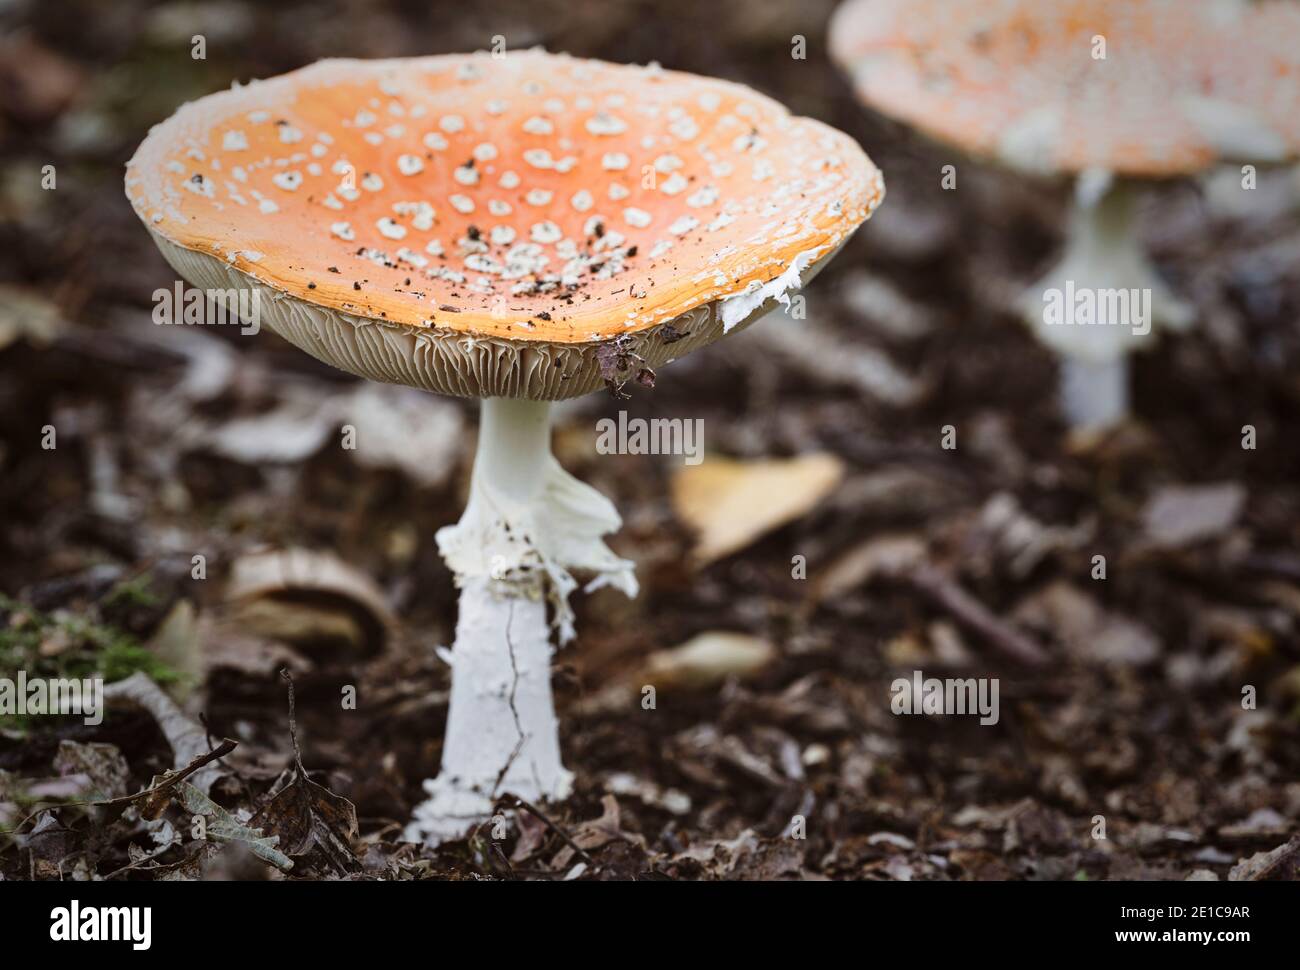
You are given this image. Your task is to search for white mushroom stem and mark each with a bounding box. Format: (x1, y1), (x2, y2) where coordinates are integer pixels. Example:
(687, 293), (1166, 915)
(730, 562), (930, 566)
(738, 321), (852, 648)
(1018, 173), (1194, 430)
(406, 397), (637, 844)
(1058, 354), (1129, 431)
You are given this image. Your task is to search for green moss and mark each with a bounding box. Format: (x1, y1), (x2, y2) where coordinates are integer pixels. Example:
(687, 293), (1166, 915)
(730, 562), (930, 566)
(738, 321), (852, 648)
(0, 594), (180, 730)
(99, 575), (161, 612)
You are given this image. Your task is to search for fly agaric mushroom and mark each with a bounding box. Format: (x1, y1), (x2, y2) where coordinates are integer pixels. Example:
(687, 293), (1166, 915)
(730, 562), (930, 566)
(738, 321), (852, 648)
(830, 0), (1300, 428)
(125, 50), (883, 842)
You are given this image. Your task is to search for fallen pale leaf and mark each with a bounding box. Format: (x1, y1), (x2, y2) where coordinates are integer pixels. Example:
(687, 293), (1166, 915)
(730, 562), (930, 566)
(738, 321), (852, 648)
(206, 395), (337, 464)
(813, 533), (927, 603)
(202, 383), (462, 488)
(0, 284), (64, 351)
(672, 453), (844, 564)
(642, 631), (776, 689)
(1142, 482), (1246, 549)
(1012, 581), (1160, 666)
(145, 600), (202, 701)
(340, 382), (463, 488)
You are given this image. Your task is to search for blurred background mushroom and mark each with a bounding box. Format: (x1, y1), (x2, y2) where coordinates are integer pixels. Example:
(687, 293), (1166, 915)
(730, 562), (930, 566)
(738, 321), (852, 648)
(830, 0), (1300, 430)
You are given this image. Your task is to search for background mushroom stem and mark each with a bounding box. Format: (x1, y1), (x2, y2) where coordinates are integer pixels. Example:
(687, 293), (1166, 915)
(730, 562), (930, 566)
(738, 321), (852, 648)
(1018, 174), (1194, 429)
(407, 397), (635, 843)
(1058, 354), (1129, 431)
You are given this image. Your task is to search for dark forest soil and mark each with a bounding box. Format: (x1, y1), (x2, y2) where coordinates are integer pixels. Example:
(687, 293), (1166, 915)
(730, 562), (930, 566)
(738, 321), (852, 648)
(1, 0), (1297, 880)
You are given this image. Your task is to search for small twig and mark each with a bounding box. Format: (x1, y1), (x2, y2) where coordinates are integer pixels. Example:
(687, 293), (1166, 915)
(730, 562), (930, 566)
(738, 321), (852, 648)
(492, 737), (527, 802)
(498, 793), (594, 867)
(906, 563), (1051, 668)
(101, 839), (182, 879)
(199, 711), (216, 752)
(9, 738), (237, 832)
(1242, 552), (1300, 583)
(484, 837), (517, 879)
(279, 669), (306, 776)
(100, 738), (236, 808)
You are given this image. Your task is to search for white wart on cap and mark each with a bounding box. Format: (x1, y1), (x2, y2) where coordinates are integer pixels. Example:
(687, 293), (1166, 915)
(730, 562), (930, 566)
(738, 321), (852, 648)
(126, 50), (884, 399)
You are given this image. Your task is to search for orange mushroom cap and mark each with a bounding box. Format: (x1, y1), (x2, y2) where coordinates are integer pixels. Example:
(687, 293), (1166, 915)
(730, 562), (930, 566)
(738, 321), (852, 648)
(830, 0), (1300, 177)
(126, 51), (883, 399)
